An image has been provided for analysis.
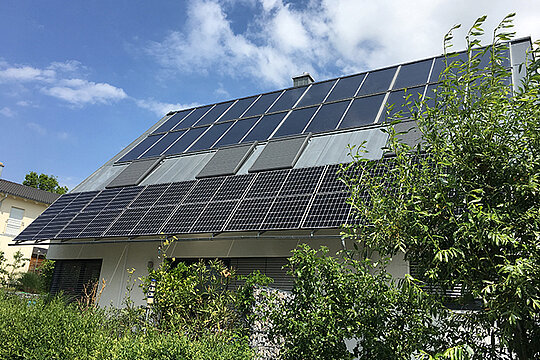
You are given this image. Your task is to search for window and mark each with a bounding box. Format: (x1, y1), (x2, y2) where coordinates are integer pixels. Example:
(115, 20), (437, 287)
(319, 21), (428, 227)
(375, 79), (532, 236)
(4, 206), (24, 236)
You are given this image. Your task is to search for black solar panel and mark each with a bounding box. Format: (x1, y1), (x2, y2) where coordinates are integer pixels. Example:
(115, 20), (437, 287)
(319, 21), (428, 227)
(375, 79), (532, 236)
(302, 192), (351, 228)
(191, 200), (239, 233)
(225, 197), (274, 231)
(62, 191), (99, 213)
(195, 101), (234, 126)
(384, 86), (425, 122)
(131, 205), (175, 236)
(278, 166), (324, 196)
(34, 211), (77, 240)
(162, 203), (207, 234)
(130, 183), (170, 208)
(357, 67), (397, 95)
(296, 80), (336, 108)
(141, 130), (186, 158)
(79, 209), (123, 238)
(179, 105), (213, 129)
(212, 174), (255, 201)
(242, 113), (286, 142)
(163, 126), (208, 156)
(56, 211), (99, 239)
(305, 100), (349, 133)
(154, 181), (195, 206)
(118, 134), (164, 162)
(218, 97), (257, 122)
(263, 195), (311, 229)
(104, 187), (144, 209)
(16, 214), (56, 241)
(318, 164), (348, 193)
(105, 207), (149, 237)
(213, 117), (259, 148)
(267, 86), (306, 112)
(83, 188), (122, 212)
(188, 122), (234, 152)
(338, 94), (385, 129)
(183, 177), (225, 204)
(393, 60), (432, 89)
(245, 170), (289, 198)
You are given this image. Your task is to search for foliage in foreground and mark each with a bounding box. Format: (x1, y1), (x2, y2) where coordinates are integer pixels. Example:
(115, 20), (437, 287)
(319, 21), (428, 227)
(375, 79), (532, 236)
(0, 291), (254, 360)
(342, 15), (539, 360)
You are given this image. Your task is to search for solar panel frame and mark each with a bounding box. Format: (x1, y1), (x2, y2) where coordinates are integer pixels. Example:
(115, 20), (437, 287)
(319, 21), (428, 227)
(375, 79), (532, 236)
(129, 183), (170, 208)
(267, 86), (307, 113)
(163, 126), (208, 156)
(174, 105), (213, 129)
(212, 117), (259, 148)
(187, 122), (234, 152)
(140, 130), (186, 158)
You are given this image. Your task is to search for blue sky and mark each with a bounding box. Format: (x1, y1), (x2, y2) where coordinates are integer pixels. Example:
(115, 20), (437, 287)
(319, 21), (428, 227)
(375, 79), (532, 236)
(1, 0), (539, 190)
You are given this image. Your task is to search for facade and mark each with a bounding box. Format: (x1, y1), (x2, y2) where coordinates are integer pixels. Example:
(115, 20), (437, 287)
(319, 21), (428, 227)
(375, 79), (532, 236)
(13, 38), (532, 308)
(0, 178), (59, 269)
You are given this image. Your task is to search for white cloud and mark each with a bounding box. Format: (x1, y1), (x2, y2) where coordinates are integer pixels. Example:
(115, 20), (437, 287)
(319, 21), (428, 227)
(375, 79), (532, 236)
(43, 79), (128, 105)
(147, 0), (540, 87)
(0, 107), (15, 117)
(135, 98), (199, 116)
(0, 65), (55, 83)
(27, 122), (47, 136)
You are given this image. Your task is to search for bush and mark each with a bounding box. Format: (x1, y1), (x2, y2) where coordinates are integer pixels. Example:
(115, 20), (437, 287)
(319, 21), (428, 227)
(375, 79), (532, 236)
(0, 291), (254, 360)
(17, 271), (45, 293)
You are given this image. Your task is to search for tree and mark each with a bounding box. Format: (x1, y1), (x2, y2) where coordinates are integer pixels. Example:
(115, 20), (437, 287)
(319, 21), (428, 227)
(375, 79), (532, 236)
(344, 15), (539, 360)
(23, 171), (68, 194)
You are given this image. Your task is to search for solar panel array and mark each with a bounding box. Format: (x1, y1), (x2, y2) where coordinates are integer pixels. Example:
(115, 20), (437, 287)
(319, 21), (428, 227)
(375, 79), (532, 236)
(117, 48), (512, 163)
(16, 160), (395, 242)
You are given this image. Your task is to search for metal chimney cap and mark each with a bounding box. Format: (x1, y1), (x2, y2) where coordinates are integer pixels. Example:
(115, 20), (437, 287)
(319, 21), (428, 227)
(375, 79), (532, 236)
(292, 72), (315, 87)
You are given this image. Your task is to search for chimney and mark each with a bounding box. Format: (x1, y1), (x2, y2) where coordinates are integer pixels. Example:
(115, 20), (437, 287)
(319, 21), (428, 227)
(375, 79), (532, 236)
(292, 72), (314, 87)
(0, 162), (3, 178)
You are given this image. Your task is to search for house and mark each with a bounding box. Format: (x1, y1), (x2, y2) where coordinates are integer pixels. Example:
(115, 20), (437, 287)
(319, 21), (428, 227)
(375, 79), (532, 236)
(12, 38), (532, 308)
(0, 171), (60, 271)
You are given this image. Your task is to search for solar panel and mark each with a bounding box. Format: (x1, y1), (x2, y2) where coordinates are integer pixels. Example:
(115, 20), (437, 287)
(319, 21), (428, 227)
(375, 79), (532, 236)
(183, 177), (225, 204)
(318, 164), (348, 193)
(162, 203), (207, 234)
(245, 170), (289, 198)
(83, 188), (122, 212)
(176, 105), (213, 129)
(296, 80), (336, 108)
(79, 209), (123, 238)
(212, 174), (255, 201)
(272, 106), (318, 138)
(62, 191), (99, 213)
(338, 94), (385, 129)
(278, 166), (324, 196)
(105, 207), (149, 237)
(217, 96), (257, 122)
(56, 211), (99, 239)
(129, 183), (170, 208)
(118, 134), (164, 162)
(225, 197), (274, 231)
(106, 159), (160, 188)
(188, 122), (234, 152)
(17, 214), (56, 241)
(195, 101), (234, 126)
(34, 211), (77, 240)
(154, 181), (195, 206)
(140, 130), (186, 158)
(302, 192), (351, 228)
(248, 135), (310, 172)
(131, 205), (175, 236)
(357, 67), (397, 95)
(163, 126), (207, 156)
(196, 144), (256, 179)
(267, 86), (307, 113)
(325, 74), (366, 102)
(383, 86), (425, 122)
(152, 110), (192, 134)
(242, 113), (286, 143)
(304, 100), (349, 133)
(191, 200), (239, 233)
(393, 60), (432, 89)
(242, 92), (281, 118)
(104, 186), (143, 209)
(212, 117), (259, 148)
(263, 195), (311, 229)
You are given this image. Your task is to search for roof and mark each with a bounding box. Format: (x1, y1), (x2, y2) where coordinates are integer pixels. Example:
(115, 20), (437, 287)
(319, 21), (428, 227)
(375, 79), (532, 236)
(13, 38), (532, 245)
(0, 179), (61, 205)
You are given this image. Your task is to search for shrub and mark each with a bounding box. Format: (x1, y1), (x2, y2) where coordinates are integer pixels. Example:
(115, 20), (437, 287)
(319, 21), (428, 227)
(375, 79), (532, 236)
(17, 271), (45, 293)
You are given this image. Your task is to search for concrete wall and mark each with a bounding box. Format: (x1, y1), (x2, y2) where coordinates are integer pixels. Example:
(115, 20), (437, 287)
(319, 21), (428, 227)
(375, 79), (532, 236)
(47, 230), (410, 308)
(0, 194), (49, 266)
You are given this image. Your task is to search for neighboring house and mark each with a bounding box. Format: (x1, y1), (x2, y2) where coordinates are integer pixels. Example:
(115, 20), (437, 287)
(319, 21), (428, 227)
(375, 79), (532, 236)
(0, 177), (59, 270)
(13, 38), (532, 307)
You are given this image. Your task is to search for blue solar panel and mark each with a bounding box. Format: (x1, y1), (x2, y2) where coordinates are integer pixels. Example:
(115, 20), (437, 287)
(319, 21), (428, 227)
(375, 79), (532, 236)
(163, 126), (207, 155)
(393, 60), (432, 89)
(357, 67), (397, 95)
(213, 117), (259, 148)
(118, 134), (164, 162)
(195, 101), (234, 126)
(296, 80), (336, 108)
(273, 106), (318, 138)
(218, 97), (257, 122)
(152, 110), (192, 134)
(174, 106), (213, 129)
(188, 122), (234, 152)
(338, 94), (386, 128)
(325, 74), (366, 102)
(140, 130), (186, 158)
(242, 113), (286, 142)
(305, 100), (350, 133)
(242, 92), (281, 118)
(267, 86), (307, 112)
